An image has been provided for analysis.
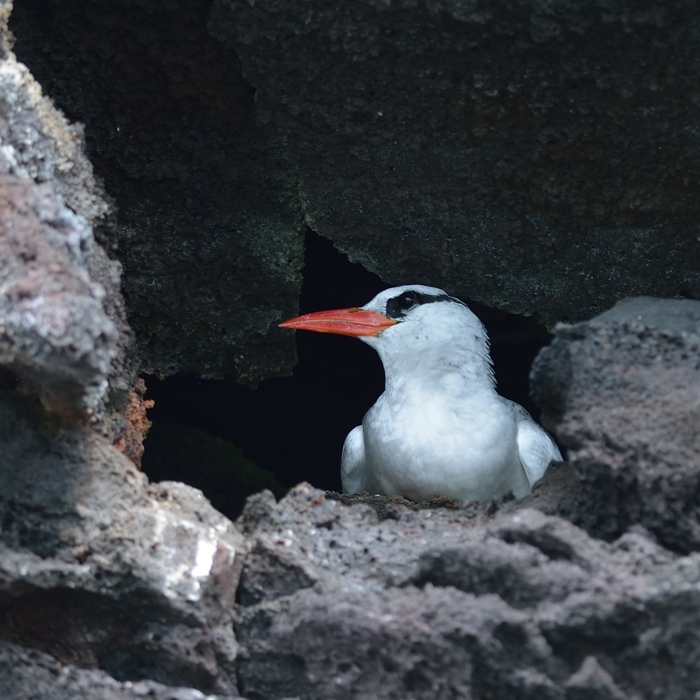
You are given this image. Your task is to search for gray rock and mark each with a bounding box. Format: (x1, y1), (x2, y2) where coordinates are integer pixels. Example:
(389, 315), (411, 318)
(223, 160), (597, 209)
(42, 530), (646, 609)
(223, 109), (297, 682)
(532, 296), (700, 551)
(0, 389), (245, 695)
(5, 2), (700, 698)
(0, 6), (248, 696)
(234, 484), (699, 699)
(11, 0), (305, 382)
(13, 0), (700, 379)
(0, 46), (109, 228)
(0, 173), (122, 418)
(565, 656), (630, 700)
(208, 0), (700, 327)
(0, 13), (133, 422)
(0, 641), (245, 700)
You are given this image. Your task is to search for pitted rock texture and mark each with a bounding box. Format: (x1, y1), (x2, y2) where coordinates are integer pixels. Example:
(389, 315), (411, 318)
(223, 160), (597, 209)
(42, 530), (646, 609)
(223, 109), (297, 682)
(532, 296), (700, 552)
(0, 173), (122, 418)
(11, 0), (700, 383)
(0, 38), (109, 230)
(11, 0), (305, 382)
(4, 0), (700, 696)
(0, 388), (245, 695)
(0, 641), (244, 700)
(0, 9), (250, 695)
(235, 484), (699, 700)
(0, 6), (134, 428)
(209, 0), (700, 326)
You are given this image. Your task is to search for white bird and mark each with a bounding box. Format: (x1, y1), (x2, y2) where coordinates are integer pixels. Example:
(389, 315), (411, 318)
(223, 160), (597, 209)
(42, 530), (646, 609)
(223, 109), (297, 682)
(280, 284), (562, 503)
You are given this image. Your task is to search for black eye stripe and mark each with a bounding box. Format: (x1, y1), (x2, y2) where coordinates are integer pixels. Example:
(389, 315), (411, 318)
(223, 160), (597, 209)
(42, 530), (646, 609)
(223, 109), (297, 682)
(385, 291), (467, 320)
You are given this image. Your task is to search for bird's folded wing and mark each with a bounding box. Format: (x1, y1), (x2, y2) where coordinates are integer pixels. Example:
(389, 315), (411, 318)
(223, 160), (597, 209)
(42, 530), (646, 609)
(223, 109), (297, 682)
(341, 425), (368, 494)
(514, 409), (563, 487)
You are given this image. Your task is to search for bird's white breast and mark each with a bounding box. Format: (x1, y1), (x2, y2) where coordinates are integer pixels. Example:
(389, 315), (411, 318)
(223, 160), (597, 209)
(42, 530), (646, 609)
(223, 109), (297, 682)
(359, 378), (530, 503)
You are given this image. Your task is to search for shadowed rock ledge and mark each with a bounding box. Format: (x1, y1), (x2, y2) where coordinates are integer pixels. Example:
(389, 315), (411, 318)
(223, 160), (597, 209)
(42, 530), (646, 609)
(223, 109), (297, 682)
(0, 389), (246, 696)
(0, 3), (246, 696)
(11, 0), (700, 380)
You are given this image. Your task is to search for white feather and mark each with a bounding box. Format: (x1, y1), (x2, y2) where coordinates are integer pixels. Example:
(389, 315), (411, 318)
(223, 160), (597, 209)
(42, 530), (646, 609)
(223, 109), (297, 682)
(506, 400), (562, 487)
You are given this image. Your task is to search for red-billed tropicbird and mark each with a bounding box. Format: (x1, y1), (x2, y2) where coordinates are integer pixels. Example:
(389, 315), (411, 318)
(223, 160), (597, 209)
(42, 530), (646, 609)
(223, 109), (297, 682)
(280, 284), (562, 503)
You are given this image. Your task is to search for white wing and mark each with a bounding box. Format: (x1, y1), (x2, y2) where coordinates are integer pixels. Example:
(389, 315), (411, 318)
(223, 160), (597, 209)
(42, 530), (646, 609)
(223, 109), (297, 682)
(340, 425), (368, 494)
(507, 400), (562, 487)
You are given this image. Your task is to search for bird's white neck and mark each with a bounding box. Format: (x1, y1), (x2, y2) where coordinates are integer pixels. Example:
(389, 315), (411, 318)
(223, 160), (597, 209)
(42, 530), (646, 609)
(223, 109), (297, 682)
(378, 340), (496, 398)
(359, 296), (497, 399)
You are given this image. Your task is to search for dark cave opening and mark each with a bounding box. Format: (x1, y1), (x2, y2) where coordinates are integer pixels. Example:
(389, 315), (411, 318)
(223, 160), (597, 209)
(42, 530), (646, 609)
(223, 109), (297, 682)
(140, 231), (555, 518)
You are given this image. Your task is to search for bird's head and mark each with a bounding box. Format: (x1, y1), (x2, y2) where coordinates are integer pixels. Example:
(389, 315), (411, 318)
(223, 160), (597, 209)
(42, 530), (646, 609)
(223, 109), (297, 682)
(280, 285), (492, 378)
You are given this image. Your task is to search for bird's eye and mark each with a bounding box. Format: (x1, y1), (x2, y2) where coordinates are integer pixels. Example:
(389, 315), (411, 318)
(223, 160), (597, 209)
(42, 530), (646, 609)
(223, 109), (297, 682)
(385, 289), (423, 320)
(397, 291), (417, 311)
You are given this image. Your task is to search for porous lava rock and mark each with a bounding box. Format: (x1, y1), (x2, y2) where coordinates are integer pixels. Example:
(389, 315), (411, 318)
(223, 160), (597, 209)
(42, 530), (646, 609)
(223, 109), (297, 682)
(0, 26), (132, 423)
(0, 641), (244, 700)
(0, 0), (140, 454)
(11, 0), (305, 382)
(3, 0), (700, 697)
(0, 6), (251, 697)
(532, 296), (700, 552)
(234, 483), (698, 700)
(230, 296), (700, 699)
(210, 0), (700, 326)
(0, 172), (122, 419)
(0, 388), (246, 696)
(11, 0), (700, 382)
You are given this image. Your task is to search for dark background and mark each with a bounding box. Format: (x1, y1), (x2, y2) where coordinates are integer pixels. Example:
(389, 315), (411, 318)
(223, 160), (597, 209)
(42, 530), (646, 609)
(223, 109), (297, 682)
(142, 231), (552, 498)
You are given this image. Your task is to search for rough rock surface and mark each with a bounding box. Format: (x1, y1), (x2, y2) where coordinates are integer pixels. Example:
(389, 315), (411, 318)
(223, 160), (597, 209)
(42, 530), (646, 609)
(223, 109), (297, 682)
(0, 16), (109, 228)
(0, 641), (243, 700)
(4, 0), (700, 697)
(229, 297), (700, 699)
(11, 0), (700, 382)
(532, 296), (700, 553)
(209, 0), (700, 326)
(11, 0), (305, 382)
(0, 388), (246, 695)
(0, 4), (252, 696)
(235, 483), (698, 700)
(0, 0), (135, 433)
(0, 172), (122, 418)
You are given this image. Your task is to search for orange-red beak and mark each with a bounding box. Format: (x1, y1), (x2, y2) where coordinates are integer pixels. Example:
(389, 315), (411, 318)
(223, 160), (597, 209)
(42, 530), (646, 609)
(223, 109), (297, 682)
(279, 307), (397, 337)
